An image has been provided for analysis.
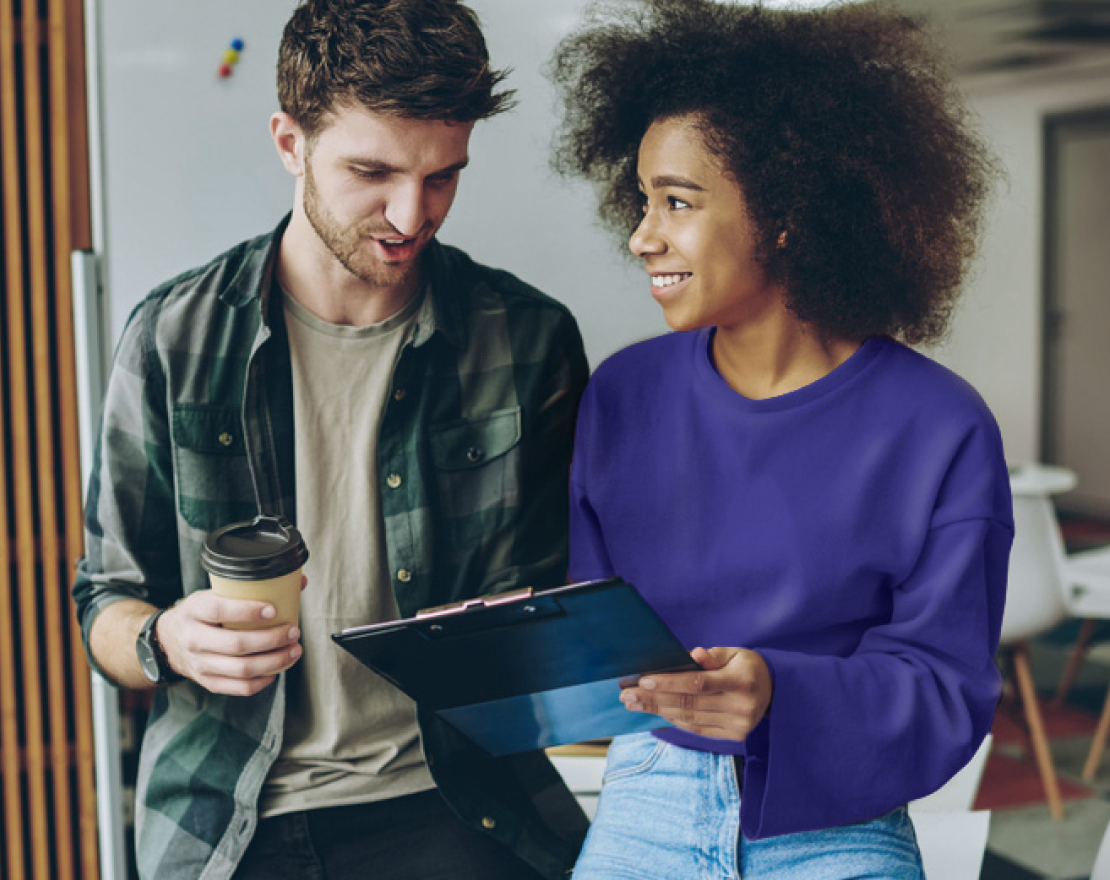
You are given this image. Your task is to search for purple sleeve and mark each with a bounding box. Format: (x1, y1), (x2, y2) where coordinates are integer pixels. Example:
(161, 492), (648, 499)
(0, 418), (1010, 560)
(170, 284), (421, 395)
(740, 516), (1011, 839)
(568, 382), (616, 582)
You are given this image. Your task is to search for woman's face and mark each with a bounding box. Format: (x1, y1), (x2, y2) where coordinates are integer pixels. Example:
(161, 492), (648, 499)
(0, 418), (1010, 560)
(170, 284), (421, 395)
(630, 116), (782, 333)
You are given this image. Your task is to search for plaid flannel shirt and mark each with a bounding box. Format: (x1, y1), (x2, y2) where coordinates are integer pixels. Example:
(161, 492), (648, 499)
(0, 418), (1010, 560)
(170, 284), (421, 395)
(73, 217), (591, 880)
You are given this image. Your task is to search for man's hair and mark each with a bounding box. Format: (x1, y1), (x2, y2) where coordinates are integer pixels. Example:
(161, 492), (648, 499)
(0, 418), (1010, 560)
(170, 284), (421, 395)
(278, 0), (515, 138)
(550, 0), (999, 345)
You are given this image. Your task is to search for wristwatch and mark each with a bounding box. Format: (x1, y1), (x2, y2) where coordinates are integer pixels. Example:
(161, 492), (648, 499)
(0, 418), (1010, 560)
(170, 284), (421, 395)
(136, 608), (181, 685)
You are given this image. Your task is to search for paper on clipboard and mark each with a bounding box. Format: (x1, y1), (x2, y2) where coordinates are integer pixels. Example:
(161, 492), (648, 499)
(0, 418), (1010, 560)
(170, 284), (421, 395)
(331, 578), (697, 756)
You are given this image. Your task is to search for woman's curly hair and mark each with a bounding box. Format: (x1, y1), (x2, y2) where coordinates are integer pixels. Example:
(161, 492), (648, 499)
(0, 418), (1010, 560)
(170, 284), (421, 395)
(549, 0), (999, 344)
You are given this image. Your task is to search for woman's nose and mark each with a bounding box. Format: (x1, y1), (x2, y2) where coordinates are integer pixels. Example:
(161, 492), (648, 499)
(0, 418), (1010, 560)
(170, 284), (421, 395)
(629, 212), (664, 257)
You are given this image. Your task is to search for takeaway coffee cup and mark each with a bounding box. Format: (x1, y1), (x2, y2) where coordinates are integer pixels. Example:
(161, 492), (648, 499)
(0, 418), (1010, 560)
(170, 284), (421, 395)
(201, 515), (309, 630)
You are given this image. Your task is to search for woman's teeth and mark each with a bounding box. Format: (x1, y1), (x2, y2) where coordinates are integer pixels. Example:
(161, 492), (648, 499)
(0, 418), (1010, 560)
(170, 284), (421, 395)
(651, 273), (689, 288)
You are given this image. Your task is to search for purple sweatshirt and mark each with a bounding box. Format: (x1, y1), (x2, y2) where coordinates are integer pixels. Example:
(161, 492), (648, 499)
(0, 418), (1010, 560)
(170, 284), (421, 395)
(569, 329), (1013, 839)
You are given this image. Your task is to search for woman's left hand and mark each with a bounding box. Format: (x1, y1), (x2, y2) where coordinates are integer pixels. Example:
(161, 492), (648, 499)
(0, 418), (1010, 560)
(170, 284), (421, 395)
(620, 647), (773, 741)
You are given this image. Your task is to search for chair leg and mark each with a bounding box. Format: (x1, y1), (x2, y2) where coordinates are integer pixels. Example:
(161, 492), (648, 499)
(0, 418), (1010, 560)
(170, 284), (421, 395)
(1012, 643), (1065, 820)
(998, 650), (1038, 760)
(1053, 618), (1097, 709)
(1084, 677), (1110, 781)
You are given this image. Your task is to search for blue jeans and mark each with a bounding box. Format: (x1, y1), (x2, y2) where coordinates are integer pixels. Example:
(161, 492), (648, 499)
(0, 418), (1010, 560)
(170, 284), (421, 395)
(573, 732), (925, 880)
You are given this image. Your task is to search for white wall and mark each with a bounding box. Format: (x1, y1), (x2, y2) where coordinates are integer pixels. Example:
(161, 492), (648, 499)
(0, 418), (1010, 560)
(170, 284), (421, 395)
(929, 64), (1110, 463)
(444, 0), (666, 368)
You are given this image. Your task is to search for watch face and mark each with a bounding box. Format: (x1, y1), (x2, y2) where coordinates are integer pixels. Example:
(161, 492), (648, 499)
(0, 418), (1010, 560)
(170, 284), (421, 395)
(137, 614), (163, 683)
(137, 636), (161, 683)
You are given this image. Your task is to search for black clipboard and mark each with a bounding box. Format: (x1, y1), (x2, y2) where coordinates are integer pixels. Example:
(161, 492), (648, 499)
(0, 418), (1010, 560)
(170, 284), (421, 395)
(331, 578), (698, 756)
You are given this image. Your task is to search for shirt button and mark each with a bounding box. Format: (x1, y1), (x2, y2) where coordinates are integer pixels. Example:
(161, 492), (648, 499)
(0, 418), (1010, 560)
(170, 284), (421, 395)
(218, 432), (234, 447)
(466, 447), (484, 463)
(393, 388), (407, 402)
(386, 473), (403, 489)
(481, 816), (496, 830)
(397, 569), (412, 584)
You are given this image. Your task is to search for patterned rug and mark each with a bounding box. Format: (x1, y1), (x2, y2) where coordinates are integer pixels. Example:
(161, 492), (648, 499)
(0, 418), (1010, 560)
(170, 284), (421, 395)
(975, 697), (1100, 812)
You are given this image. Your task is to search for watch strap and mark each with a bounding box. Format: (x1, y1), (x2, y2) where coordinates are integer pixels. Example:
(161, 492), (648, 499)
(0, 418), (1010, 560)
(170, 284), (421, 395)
(139, 608), (182, 684)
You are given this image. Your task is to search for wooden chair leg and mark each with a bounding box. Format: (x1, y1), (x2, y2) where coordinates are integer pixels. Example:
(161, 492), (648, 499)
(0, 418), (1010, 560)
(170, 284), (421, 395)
(1053, 618), (1097, 708)
(996, 647), (1043, 771)
(1084, 677), (1110, 781)
(1012, 643), (1065, 819)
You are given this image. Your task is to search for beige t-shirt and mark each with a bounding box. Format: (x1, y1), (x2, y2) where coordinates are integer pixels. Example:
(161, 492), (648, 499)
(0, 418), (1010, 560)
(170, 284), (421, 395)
(259, 289), (435, 818)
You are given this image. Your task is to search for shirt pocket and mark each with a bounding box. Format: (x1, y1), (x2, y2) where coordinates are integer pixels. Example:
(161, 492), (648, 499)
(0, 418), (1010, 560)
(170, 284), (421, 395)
(171, 404), (259, 532)
(429, 407), (522, 547)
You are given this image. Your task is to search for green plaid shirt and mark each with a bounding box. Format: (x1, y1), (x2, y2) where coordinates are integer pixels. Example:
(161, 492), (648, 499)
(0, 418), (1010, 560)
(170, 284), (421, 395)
(73, 217), (591, 880)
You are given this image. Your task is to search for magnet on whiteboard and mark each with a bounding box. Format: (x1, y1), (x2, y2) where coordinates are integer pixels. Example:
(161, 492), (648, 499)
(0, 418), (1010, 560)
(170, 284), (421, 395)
(218, 38), (245, 79)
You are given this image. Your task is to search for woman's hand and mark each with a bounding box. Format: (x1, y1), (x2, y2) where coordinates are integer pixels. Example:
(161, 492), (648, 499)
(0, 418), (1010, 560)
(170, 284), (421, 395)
(620, 646), (773, 741)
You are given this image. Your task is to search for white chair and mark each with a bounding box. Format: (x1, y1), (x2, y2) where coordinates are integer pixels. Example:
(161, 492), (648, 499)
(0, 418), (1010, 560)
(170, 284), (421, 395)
(910, 811), (992, 880)
(1091, 809), (1110, 880)
(997, 478), (1075, 820)
(908, 736), (993, 880)
(1051, 545), (1110, 779)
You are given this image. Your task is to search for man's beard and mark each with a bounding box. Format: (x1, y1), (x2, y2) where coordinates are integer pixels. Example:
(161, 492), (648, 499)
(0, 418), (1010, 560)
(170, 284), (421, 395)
(302, 162), (424, 289)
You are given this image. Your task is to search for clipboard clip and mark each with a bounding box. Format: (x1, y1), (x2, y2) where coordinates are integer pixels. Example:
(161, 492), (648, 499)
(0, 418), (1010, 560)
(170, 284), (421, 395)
(416, 587), (535, 620)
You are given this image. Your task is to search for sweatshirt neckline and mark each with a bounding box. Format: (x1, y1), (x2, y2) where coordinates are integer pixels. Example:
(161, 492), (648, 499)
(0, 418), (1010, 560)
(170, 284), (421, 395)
(694, 328), (889, 414)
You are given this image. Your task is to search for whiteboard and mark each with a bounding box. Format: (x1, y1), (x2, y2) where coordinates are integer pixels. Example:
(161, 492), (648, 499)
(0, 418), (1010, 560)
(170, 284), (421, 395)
(95, 0), (665, 367)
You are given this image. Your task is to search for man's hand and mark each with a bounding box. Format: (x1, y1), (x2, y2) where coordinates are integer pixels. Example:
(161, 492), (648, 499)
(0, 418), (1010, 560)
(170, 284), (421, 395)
(619, 647), (773, 741)
(158, 589), (304, 697)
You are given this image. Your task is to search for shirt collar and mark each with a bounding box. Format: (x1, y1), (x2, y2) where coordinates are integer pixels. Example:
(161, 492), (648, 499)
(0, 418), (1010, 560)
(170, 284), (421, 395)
(220, 213), (468, 351)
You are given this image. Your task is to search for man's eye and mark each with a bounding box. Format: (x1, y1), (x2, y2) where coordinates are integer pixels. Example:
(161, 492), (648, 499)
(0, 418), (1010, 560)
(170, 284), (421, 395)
(353, 168), (386, 180)
(668, 196), (690, 210)
(427, 172), (458, 187)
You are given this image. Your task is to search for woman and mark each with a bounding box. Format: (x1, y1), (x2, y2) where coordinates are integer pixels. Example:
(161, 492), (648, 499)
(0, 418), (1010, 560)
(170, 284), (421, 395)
(549, 1), (1012, 878)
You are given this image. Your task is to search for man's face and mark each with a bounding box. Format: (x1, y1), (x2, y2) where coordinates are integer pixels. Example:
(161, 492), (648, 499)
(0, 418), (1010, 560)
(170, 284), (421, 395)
(299, 106), (473, 293)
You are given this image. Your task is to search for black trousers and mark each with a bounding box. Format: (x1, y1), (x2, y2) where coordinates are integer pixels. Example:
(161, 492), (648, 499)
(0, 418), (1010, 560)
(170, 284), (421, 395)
(233, 789), (546, 880)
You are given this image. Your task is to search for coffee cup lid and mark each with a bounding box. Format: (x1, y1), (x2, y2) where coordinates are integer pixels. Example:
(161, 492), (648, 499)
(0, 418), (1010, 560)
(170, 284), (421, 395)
(201, 515), (309, 580)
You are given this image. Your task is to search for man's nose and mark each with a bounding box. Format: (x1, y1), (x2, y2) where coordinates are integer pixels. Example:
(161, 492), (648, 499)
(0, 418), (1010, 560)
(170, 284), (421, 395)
(384, 183), (426, 237)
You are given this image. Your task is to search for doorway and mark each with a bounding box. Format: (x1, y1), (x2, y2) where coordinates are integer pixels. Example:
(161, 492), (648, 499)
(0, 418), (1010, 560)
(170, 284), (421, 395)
(1043, 107), (1110, 519)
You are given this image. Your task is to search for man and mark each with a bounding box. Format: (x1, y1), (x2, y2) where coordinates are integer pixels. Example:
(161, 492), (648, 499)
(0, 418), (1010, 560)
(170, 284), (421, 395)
(72, 1), (590, 878)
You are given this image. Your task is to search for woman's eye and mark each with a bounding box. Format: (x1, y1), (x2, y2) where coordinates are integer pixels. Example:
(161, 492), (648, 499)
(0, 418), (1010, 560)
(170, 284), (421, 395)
(668, 196), (690, 210)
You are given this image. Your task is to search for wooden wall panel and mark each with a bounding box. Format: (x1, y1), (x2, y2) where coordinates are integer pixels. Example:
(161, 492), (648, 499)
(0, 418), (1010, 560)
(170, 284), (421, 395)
(24, 2), (73, 876)
(0, 2), (34, 877)
(48, 0), (99, 874)
(0, 0), (99, 877)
